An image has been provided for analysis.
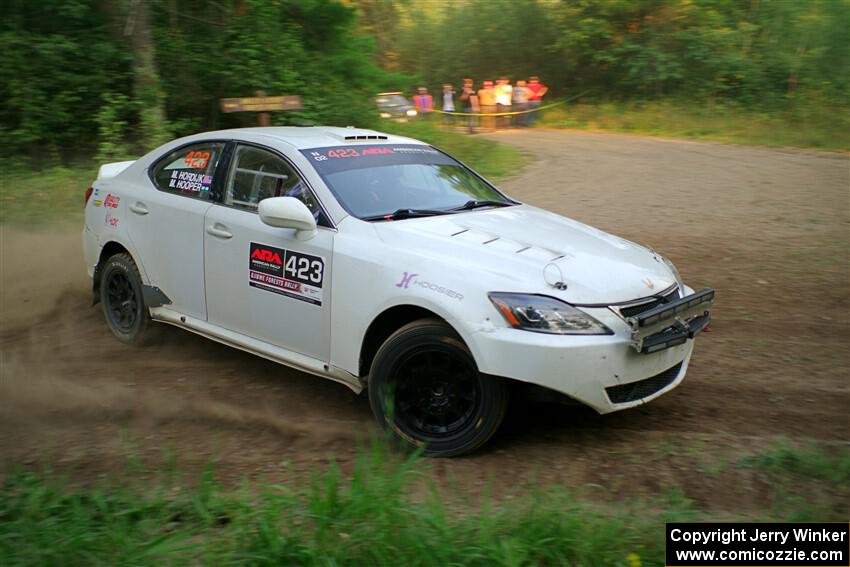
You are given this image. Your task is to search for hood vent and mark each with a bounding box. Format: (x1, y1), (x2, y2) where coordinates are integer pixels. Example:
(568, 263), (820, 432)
(447, 225), (559, 258)
(344, 134), (388, 140)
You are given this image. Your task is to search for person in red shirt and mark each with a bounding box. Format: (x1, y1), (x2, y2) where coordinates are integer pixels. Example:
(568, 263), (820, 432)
(412, 87), (433, 115)
(526, 76), (548, 126)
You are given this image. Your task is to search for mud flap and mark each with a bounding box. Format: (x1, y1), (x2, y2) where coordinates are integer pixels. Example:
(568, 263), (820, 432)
(142, 285), (171, 308)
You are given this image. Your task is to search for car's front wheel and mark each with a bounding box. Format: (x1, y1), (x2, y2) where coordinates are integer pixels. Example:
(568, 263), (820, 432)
(368, 319), (508, 457)
(99, 252), (153, 345)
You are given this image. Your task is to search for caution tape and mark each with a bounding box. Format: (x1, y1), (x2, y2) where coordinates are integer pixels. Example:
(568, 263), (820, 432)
(431, 91), (588, 117)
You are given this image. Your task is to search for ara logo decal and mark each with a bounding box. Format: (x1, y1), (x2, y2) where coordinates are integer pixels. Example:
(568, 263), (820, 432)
(251, 248), (283, 265)
(395, 271), (419, 289)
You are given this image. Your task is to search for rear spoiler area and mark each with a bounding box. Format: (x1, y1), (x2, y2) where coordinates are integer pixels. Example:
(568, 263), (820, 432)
(97, 160), (136, 181)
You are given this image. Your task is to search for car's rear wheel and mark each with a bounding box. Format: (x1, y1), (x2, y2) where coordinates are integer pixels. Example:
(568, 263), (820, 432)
(100, 253), (152, 345)
(368, 319), (508, 457)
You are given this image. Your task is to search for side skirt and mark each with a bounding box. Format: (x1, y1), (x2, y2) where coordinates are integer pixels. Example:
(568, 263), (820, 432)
(149, 307), (364, 394)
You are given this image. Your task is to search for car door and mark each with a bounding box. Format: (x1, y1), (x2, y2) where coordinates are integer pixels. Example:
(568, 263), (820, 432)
(203, 142), (334, 361)
(124, 141), (226, 320)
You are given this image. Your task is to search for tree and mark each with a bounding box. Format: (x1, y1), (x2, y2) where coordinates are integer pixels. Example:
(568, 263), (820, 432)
(126, 0), (169, 148)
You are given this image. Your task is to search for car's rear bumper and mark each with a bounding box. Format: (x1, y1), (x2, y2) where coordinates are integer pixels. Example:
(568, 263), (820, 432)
(468, 302), (697, 414)
(82, 224), (98, 278)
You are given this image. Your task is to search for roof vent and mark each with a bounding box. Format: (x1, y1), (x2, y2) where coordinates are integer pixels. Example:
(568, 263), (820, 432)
(343, 134), (388, 141)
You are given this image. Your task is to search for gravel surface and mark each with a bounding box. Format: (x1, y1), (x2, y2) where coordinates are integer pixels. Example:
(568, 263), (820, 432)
(2, 129), (847, 514)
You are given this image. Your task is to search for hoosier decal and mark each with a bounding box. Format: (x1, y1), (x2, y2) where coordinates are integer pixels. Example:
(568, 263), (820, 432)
(249, 242), (324, 306)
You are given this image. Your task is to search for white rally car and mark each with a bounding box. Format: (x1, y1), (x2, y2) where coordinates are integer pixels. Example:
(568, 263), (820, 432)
(83, 126), (714, 456)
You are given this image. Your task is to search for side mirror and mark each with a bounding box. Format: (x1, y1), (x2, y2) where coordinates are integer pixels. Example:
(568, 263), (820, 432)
(258, 197), (318, 240)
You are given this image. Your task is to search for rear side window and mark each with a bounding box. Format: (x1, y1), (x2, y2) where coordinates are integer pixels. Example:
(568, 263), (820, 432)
(150, 142), (225, 199)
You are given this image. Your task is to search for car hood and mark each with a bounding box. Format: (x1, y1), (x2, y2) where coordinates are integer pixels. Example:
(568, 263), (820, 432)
(373, 204), (676, 304)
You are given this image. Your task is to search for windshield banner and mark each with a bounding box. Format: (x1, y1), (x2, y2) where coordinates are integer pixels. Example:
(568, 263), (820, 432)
(301, 144), (456, 175)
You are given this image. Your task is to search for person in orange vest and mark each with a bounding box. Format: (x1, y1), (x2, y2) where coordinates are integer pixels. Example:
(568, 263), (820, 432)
(412, 87), (433, 115)
(495, 77), (513, 128)
(477, 81), (497, 130)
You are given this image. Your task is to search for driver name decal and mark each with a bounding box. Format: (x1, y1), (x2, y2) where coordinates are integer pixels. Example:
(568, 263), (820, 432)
(168, 170), (212, 192)
(249, 242), (324, 306)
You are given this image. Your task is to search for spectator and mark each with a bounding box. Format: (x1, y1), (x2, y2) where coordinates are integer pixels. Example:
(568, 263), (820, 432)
(513, 79), (530, 127)
(526, 76), (548, 126)
(477, 80), (497, 131)
(495, 77), (513, 128)
(459, 78), (478, 133)
(441, 83), (455, 124)
(413, 87), (433, 115)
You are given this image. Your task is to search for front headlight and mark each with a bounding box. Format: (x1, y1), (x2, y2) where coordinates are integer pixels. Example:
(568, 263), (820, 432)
(488, 293), (613, 335)
(406, 109), (418, 117)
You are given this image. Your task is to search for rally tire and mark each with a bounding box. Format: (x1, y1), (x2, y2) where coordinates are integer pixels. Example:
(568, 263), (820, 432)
(99, 253), (154, 345)
(368, 318), (508, 457)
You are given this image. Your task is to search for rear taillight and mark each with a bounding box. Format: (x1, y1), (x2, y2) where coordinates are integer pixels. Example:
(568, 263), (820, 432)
(85, 186), (93, 206)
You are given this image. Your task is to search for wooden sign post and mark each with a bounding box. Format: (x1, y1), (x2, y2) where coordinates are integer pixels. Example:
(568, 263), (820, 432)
(220, 90), (303, 126)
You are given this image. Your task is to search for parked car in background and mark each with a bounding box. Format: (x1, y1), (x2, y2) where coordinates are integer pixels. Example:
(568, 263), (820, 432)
(375, 92), (417, 121)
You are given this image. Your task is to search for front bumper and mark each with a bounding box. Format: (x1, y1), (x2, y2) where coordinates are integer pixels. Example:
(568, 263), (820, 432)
(626, 288), (714, 354)
(468, 288), (708, 414)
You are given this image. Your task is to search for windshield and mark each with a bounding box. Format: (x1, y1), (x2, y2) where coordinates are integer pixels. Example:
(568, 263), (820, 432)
(302, 144), (513, 219)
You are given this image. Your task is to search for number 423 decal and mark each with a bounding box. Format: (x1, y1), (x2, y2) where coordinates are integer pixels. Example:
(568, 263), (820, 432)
(284, 254), (323, 284)
(249, 242), (325, 306)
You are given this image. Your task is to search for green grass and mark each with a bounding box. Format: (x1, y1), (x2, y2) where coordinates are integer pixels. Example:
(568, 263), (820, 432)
(735, 439), (850, 522)
(0, 165), (96, 226)
(538, 100), (850, 151)
(2, 438), (848, 566)
(0, 125), (527, 226)
(1, 443), (671, 567)
(739, 438), (850, 485)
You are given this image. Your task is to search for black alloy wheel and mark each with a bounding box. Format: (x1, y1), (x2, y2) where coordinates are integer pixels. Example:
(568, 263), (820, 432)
(99, 253), (152, 344)
(105, 270), (138, 333)
(393, 348), (479, 440)
(369, 318), (508, 457)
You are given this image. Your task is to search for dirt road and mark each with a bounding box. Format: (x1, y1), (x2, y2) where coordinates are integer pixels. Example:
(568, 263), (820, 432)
(1, 130), (847, 514)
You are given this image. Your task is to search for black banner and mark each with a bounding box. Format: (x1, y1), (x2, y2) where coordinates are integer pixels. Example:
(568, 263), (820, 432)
(666, 523), (849, 566)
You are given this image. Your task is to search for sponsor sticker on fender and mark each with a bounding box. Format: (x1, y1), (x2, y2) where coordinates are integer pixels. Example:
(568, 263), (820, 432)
(104, 193), (120, 208)
(395, 271), (463, 300)
(249, 242), (324, 306)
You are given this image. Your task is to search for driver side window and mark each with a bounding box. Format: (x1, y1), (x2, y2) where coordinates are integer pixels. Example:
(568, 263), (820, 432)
(225, 145), (329, 226)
